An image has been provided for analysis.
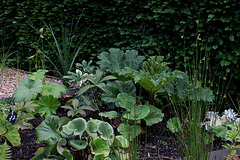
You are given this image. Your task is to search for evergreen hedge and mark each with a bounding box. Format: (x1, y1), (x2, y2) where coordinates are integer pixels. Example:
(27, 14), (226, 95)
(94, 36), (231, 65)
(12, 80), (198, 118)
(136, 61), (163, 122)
(1, 0), (239, 100)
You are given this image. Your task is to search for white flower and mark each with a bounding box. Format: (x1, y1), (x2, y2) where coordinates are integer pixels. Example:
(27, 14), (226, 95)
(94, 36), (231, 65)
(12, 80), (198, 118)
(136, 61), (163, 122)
(224, 109), (236, 120)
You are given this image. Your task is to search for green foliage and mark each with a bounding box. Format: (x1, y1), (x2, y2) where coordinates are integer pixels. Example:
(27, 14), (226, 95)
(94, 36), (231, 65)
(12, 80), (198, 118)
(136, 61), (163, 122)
(101, 80), (136, 107)
(34, 116), (129, 159)
(77, 70), (116, 96)
(60, 98), (95, 117)
(36, 95), (61, 117)
(13, 70), (68, 103)
(1, 0), (239, 101)
(167, 117), (182, 133)
(0, 113), (21, 146)
(0, 142), (11, 160)
(13, 77), (42, 102)
(99, 111), (118, 119)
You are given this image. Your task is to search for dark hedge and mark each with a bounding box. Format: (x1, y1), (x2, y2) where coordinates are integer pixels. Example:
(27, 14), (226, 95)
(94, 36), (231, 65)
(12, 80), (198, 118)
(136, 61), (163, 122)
(1, 0), (239, 103)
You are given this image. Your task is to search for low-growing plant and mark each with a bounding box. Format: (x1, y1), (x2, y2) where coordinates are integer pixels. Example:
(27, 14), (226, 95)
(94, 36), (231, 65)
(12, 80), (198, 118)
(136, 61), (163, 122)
(60, 97), (95, 117)
(0, 113), (21, 146)
(0, 142), (11, 160)
(13, 69), (68, 103)
(31, 115), (129, 160)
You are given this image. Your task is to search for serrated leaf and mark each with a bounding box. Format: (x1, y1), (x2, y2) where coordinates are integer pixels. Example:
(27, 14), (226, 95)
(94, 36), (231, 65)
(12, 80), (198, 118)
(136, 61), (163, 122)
(0, 142), (11, 160)
(36, 95), (61, 117)
(213, 125), (227, 138)
(29, 70), (48, 81)
(167, 117), (182, 133)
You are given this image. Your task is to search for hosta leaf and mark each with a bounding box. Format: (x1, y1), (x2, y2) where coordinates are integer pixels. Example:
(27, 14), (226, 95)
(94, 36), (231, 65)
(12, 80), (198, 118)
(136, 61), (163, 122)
(144, 105), (164, 126)
(101, 80), (136, 107)
(41, 82), (68, 98)
(36, 115), (61, 145)
(36, 95), (61, 117)
(13, 77), (42, 102)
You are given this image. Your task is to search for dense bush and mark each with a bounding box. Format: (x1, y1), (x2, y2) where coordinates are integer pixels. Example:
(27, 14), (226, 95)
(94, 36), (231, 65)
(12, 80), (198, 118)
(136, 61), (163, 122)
(0, 0), (239, 100)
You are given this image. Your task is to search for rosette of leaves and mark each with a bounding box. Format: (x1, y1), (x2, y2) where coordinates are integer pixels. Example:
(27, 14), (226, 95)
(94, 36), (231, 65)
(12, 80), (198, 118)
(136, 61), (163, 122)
(60, 97), (95, 117)
(33, 116), (129, 160)
(36, 95), (61, 117)
(13, 69), (68, 103)
(0, 113), (21, 146)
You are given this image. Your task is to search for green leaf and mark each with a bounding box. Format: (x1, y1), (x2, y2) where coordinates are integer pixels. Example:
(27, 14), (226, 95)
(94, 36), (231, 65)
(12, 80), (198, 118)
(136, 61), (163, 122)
(29, 69), (48, 81)
(86, 119), (102, 138)
(144, 105), (164, 126)
(13, 77), (42, 102)
(98, 122), (114, 141)
(117, 93), (136, 110)
(69, 140), (88, 150)
(57, 138), (67, 155)
(229, 35), (234, 41)
(213, 125), (227, 138)
(36, 95), (61, 117)
(112, 136), (129, 148)
(101, 80), (136, 107)
(41, 82), (68, 98)
(97, 48), (144, 75)
(221, 60), (231, 66)
(99, 111), (118, 119)
(0, 142), (11, 160)
(167, 117), (182, 133)
(117, 123), (142, 141)
(65, 117), (87, 136)
(0, 114), (21, 146)
(93, 154), (105, 160)
(90, 138), (110, 157)
(123, 105), (150, 120)
(62, 150), (73, 160)
(36, 115), (61, 145)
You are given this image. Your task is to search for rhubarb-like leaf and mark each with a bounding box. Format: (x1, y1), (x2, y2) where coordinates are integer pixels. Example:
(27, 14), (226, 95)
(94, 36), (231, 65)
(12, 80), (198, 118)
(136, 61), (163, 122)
(101, 80), (136, 107)
(13, 77), (42, 102)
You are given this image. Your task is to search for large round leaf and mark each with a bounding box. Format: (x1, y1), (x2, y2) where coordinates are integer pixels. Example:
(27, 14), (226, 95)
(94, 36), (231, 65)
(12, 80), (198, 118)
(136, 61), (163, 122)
(86, 119), (102, 138)
(13, 77), (42, 102)
(98, 122), (114, 141)
(40, 82), (68, 98)
(36, 115), (61, 145)
(144, 105), (164, 126)
(117, 123), (142, 141)
(123, 105), (150, 120)
(66, 117), (87, 136)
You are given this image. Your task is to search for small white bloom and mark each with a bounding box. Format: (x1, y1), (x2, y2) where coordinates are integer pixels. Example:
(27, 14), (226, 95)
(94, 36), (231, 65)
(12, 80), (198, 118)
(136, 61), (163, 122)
(224, 109), (236, 120)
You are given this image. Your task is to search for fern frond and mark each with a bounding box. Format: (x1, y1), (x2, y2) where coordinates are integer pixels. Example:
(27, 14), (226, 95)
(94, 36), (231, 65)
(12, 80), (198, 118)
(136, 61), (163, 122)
(0, 142), (11, 160)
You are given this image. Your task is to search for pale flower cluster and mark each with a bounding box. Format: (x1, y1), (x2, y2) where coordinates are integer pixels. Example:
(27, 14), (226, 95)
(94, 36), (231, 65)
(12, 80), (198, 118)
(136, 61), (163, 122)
(203, 109), (238, 130)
